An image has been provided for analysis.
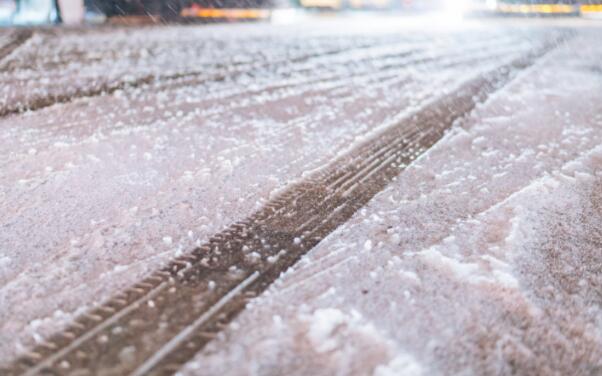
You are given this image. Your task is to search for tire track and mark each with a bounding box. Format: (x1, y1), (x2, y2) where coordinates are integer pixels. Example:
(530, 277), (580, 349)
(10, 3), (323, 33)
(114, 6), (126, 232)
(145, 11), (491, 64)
(91, 36), (527, 140)
(148, 33), (521, 100)
(0, 37), (413, 119)
(0, 30), (33, 69)
(0, 32), (570, 376)
(0, 31), (521, 120)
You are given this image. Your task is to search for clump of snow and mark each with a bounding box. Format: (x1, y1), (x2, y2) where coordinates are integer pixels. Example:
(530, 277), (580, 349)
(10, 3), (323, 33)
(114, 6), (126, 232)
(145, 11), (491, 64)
(373, 353), (424, 376)
(363, 239), (373, 251)
(162, 236), (173, 246)
(305, 308), (355, 353)
(416, 247), (483, 283)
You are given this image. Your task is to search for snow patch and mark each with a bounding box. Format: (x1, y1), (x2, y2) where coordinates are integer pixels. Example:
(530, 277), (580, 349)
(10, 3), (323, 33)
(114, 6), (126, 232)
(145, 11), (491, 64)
(305, 308), (349, 353)
(373, 353), (424, 376)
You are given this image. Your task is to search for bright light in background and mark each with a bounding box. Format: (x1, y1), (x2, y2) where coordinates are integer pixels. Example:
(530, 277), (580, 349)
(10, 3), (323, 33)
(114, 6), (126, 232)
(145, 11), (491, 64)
(270, 9), (307, 25)
(486, 0), (498, 10)
(0, 0), (15, 23)
(442, 0), (471, 19)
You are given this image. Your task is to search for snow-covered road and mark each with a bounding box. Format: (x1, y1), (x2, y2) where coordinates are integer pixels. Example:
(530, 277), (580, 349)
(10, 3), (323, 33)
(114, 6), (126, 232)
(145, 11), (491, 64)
(183, 29), (602, 376)
(0, 15), (601, 376)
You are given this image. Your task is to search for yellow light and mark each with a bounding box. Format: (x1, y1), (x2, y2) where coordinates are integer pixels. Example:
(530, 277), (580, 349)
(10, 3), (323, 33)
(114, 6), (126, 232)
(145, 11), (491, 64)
(497, 3), (575, 14)
(581, 4), (602, 12)
(180, 7), (271, 19)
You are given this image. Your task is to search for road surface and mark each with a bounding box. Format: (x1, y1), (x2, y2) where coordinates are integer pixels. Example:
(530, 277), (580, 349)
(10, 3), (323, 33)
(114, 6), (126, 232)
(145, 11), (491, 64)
(0, 14), (601, 376)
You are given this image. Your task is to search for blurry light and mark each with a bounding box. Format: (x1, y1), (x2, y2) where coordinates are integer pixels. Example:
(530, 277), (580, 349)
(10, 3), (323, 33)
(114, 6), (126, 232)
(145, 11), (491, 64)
(180, 6), (270, 20)
(581, 4), (602, 14)
(486, 0), (497, 11)
(270, 9), (305, 24)
(442, 0), (470, 19)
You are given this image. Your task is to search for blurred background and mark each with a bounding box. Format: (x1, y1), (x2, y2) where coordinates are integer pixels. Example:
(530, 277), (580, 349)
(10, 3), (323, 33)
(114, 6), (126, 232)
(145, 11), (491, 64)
(0, 0), (601, 26)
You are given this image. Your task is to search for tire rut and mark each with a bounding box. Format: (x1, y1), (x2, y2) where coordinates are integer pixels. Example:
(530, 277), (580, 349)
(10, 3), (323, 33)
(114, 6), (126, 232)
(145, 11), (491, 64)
(0, 38), (410, 119)
(0, 30), (33, 69)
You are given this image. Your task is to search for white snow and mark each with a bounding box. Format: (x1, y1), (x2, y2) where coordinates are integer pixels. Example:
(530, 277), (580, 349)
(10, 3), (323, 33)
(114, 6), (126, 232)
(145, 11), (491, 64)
(176, 28), (602, 375)
(373, 353), (424, 376)
(1, 19), (556, 363)
(306, 308), (350, 353)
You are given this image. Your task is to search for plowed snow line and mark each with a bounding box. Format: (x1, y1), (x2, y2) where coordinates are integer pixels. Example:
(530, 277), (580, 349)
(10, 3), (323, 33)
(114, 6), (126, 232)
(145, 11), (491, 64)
(1, 34), (569, 376)
(0, 30), (32, 68)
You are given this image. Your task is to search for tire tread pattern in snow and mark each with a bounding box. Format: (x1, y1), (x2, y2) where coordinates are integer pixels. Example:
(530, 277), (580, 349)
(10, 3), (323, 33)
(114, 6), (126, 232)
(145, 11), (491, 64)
(1, 33), (572, 376)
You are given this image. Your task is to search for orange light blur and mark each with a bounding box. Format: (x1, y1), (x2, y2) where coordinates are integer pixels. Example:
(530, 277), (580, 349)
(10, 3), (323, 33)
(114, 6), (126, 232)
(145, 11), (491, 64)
(581, 4), (602, 12)
(181, 7), (271, 19)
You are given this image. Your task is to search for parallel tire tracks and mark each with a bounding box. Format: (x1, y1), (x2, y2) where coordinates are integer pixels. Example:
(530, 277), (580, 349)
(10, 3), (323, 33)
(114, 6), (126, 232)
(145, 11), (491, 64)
(0, 33), (519, 119)
(1, 33), (570, 376)
(0, 38), (409, 118)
